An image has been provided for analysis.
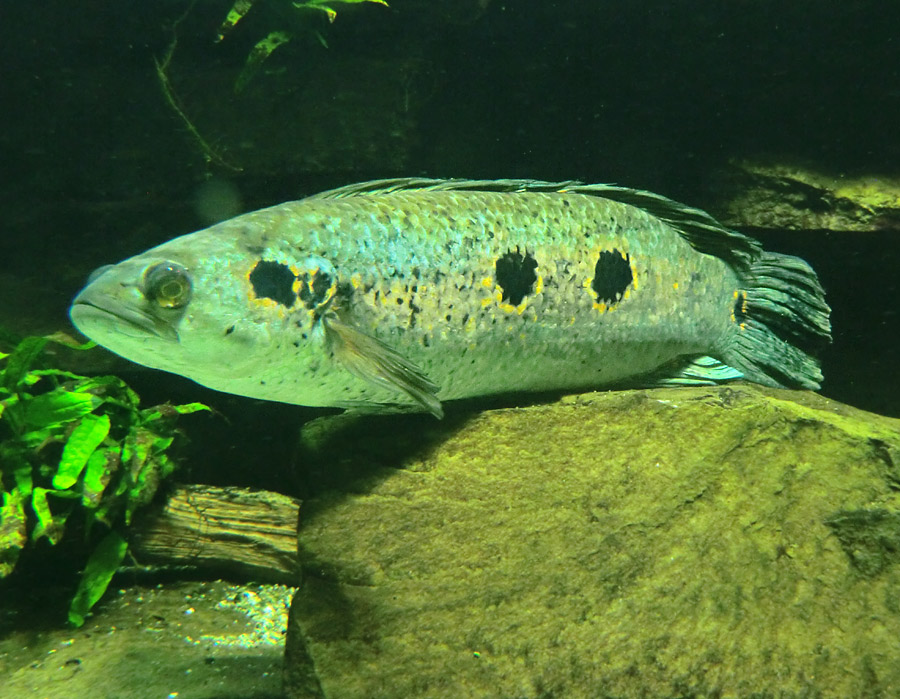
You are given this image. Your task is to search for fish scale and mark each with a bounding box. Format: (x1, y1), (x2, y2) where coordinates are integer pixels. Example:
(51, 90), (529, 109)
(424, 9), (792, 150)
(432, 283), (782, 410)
(285, 192), (730, 356)
(70, 178), (831, 417)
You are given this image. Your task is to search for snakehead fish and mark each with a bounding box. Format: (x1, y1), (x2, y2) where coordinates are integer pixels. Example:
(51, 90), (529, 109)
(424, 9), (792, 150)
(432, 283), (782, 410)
(70, 178), (831, 418)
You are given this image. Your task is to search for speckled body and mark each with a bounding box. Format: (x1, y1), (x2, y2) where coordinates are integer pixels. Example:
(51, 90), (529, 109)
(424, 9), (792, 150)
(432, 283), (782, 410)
(70, 179), (830, 415)
(241, 191), (734, 400)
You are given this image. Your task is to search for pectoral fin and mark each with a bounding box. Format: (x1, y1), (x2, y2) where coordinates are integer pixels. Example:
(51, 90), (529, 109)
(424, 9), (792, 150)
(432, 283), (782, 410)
(323, 315), (444, 418)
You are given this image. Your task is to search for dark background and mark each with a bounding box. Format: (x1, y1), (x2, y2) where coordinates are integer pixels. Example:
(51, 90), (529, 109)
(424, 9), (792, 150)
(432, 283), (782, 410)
(0, 0), (897, 436)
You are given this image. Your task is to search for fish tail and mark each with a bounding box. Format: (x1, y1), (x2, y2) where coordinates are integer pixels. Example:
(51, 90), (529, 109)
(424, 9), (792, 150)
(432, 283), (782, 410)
(721, 252), (832, 390)
(721, 252), (831, 390)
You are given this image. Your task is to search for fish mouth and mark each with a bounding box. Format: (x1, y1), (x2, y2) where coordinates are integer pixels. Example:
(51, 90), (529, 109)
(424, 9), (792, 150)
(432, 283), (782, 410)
(71, 293), (179, 342)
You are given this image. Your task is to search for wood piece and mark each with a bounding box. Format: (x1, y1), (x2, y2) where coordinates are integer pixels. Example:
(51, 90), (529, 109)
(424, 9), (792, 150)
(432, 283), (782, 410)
(129, 484), (300, 584)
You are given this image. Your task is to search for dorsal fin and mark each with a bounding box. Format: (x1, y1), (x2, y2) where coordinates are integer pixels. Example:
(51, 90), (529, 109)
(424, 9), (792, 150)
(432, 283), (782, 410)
(305, 177), (582, 199)
(305, 177), (761, 269)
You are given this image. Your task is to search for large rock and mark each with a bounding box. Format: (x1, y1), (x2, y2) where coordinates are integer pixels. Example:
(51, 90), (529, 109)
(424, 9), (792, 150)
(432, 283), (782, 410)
(283, 385), (900, 698)
(715, 160), (900, 232)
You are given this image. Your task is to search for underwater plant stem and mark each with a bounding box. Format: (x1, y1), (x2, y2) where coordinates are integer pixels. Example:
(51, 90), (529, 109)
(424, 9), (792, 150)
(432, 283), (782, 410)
(155, 3), (243, 173)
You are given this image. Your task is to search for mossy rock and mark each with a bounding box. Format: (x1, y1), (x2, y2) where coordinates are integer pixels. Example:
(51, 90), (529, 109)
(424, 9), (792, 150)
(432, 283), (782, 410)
(284, 385), (900, 698)
(715, 160), (900, 232)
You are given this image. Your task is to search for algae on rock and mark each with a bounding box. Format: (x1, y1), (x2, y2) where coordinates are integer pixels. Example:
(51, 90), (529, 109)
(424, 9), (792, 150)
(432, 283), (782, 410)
(716, 160), (900, 232)
(284, 385), (900, 698)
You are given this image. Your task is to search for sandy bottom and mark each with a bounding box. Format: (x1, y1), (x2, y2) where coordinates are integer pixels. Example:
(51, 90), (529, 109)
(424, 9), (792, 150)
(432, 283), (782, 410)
(0, 579), (294, 699)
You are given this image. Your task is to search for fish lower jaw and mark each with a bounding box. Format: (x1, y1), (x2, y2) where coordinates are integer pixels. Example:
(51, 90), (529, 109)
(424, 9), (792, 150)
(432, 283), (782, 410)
(70, 301), (178, 342)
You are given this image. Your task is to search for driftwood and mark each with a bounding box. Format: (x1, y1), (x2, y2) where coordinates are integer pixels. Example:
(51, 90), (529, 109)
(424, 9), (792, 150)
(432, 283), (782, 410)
(129, 484), (300, 584)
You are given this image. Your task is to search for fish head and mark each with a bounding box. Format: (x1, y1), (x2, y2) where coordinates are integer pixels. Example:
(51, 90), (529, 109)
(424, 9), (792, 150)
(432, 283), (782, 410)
(68, 229), (339, 396)
(69, 206), (442, 415)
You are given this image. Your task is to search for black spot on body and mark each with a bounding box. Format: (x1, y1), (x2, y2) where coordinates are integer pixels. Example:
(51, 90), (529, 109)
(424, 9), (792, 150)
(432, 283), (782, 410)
(298, 269), (333, 309)
(733, 291), (748, 323)
(591, 249), (633, 306)
(224, 325), (235, 335)
(495, 247), (538, 306)
(336, 281), (353, 299)
(249, 260), (296, 307)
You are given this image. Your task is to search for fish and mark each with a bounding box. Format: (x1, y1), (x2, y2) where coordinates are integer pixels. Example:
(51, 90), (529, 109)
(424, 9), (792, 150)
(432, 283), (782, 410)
(70, 178), (831, 418)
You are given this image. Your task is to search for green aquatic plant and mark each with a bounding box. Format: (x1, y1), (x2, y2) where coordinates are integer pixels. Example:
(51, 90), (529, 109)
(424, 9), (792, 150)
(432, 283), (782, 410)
(218, 0), (388, 41)
(155, 0), (389, 167)
(218, 0), (389, 93)
(0, 335), (208, 626)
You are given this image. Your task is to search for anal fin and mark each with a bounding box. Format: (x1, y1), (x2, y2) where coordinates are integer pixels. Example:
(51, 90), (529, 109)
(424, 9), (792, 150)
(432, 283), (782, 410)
(642, 355), (743, 387)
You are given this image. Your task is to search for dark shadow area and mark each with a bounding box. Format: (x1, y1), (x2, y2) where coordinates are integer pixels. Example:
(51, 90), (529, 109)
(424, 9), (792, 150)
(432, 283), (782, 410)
(751, 228), (900, 418)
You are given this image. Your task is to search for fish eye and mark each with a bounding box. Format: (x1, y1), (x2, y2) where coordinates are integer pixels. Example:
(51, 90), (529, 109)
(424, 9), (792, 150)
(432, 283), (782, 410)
(142, 262), (192, 309)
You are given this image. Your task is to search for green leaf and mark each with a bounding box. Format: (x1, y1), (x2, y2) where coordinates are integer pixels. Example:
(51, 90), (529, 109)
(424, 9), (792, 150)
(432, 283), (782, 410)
(21, 389), (101, 431)
(27, 368), (90, 382)
(30, 487), (79, 544)
(0, 490), (28, 578)
(126, 455), (168, 524)
(293, 0), (388, 23)
(43, 331), (96, 351)
(1, 336), (48, 391)
(127, 429), (154, 481)
(122, 428), (170, 525)
(216, 0), (259, 42)
(30, 487), (57, 543)
(68, 530), (128, 627)
(170, 402), (211, 416)
(54, 414), (111, 490)
(76, 375), (141, 410)
(10, 464), (33, 497)
(82, 447), (120, 510)
(140, 401), (210, 425)
(235, 31), (292, 94)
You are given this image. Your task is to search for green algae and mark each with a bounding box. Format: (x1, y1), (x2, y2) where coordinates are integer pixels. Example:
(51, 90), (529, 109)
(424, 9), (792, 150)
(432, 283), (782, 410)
(286, 385), (900, 697)
(720, 160), (900, 232)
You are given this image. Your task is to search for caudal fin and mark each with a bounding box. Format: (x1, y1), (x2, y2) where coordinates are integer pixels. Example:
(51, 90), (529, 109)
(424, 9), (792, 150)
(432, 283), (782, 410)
(721, 251), (831, 390)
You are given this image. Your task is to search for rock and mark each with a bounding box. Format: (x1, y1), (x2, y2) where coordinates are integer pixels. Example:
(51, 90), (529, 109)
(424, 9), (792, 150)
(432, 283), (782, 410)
(283, 385), (900, 698)
(714, 160), (900, 232)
